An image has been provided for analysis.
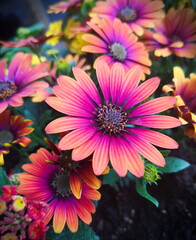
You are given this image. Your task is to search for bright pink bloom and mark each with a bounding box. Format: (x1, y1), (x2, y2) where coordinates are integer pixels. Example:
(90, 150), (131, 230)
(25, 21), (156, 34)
(82, 18), (151, 78)
(45, 61), (181, 177)
(90, 0), (165, 36)
(18, 148), (101, 233)
(1, 185), (17, 201)
(142, 6), (196, 58)
(27, 201), (49, 220)
(28, 220), (49, 240)
(0, 52), (48, 113)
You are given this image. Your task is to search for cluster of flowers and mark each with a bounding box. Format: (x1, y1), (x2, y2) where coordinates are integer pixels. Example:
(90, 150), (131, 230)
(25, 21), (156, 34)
(0, 185), (49, 239)
(0, 0), (195, 236)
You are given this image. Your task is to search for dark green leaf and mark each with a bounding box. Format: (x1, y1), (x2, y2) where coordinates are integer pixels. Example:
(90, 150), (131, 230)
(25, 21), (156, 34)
(135, 178), (159, 207)
(46, 222), (99, 240)
(0, 167), (11, 193)
(160, 150), (171, 157)
(103, 169), (119, 186)
(157, 157), (190, 173)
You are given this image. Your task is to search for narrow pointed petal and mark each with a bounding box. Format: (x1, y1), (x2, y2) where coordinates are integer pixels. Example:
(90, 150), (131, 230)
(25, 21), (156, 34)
(118, 65), (142, 106)
(72, 132), (100, 160)
(59, 127), (97, 151)
(43, 199), (58, 225)
(45, 116), (90, 134)
(66, 200), (78, 232)
(130, 96), (176, 117)
(110, 62), (124, 104)
(53, 199), (67, 233)
(71, 197), (92, 224)
(126, 134), (165, 167)
(92, 134), (110, 175)
(70, 172), (82, 199)
(72, 67), (101, 105)
(129, 115), (181, 129)
(109, 136), (128, 177)
(130, 128), (179, 149)
(96, 60), (110, 103)
(79, 197), (96, 213)
(125, 77), (160, 110)
(78, 167), (101, 189)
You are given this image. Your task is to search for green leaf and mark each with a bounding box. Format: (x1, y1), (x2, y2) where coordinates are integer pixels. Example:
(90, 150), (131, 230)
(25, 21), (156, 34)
(0, 167), (11, 193)
(157, 157), (190, 173)
(103, 168), (119, 186)
(17, 23), (45, 38)
(135, 178), (159, 207)
(160, 150), (171, 157)
(46, 222), (99, 240)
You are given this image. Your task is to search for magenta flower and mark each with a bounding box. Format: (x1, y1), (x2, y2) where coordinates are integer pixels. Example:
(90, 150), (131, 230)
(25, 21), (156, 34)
(82, 18), (151, 78)
(45, 61), (181, 177)
(90, 0), (165, 36)
(0, 52), (48, 113)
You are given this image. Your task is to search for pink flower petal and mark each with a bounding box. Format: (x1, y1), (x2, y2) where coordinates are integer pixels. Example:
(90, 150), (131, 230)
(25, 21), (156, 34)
(0, 101), (8, 113)
(7, 95), (24, 107)
(92, 134), (110, 175)
(125, 77), (160, 110)
(58, 126), (97, 151)
(43, 198), (58, 225)
(72, 67), (101, 105)
(118, 65), (142, 106)
(109, 62), (124, 104)
(129, 128), (179, 149)
(8, 52), (24, 80)
(96, 60), (110, 103)
(72, 131), (100, 160)
(129, 115), (181, 129)
(45, 116), (91, 134)
(0, 59), (6, 80)
(109, 136), (128, 177)
(129, 96), (176, 117)
(127, 134), (165, 166)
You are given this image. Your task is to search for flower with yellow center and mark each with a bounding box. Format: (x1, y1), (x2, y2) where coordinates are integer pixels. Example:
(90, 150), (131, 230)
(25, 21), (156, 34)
(12, 196), (26, 212)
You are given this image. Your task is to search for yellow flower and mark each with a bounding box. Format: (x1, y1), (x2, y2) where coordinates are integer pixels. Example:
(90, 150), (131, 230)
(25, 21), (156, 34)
(12, 196), (26, 212)
(45, 20), (63, 45)
(68, 33), (88, 54)
(64, 18), (81, 39)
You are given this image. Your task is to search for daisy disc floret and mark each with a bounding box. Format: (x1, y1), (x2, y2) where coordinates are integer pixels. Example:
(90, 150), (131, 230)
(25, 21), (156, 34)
(90, 0), (165, 36)
(18, 147), (101, 233)
(0, 52), (48, 113)
(82, 18), (151, 78)
(143, 6), (196, 58)
(45, 61), (181, 177)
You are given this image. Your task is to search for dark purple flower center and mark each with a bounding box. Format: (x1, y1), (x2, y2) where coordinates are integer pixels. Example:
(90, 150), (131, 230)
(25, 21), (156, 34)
(97, 104), (127, 133)
(118, 6), (137, 22)
(0, 130), (14, 146)
(51, 170), (71, 197)
(0, 81), (17, 100)
(110, 43), (127, 61)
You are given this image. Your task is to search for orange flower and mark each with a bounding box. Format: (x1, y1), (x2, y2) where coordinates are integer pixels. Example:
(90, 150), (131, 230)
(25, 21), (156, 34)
(143, 6), (196, 58)
(0, 110), (34, 165)
(163, 67), (196, 138)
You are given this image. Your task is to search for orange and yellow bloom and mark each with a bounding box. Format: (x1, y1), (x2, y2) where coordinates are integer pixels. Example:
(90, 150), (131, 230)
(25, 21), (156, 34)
(163, 67), (196, 139)
(143, 6), (196, 58)
(0, 110), (34, 165)
(18, 145), (101, 233)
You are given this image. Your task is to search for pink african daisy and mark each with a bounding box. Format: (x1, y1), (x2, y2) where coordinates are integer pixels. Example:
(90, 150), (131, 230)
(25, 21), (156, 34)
(0, 52), (48, 113)
(142, 6), (196, 58)
(45, 61), (181, 177)
(90, 0), (165, 36)
(82, 18), (151, 78)
(18, 147), (101, 233)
